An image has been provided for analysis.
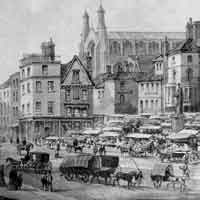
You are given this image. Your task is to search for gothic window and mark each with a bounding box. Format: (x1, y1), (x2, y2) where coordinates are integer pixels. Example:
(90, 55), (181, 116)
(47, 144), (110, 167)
(110, 41), (121, 56)
(136, 41), (145, 55)
(186, 68), (193, 81)
(123, 40), (132, 56)
(129, 63), (133, 72)
(120, 95), (125, 104)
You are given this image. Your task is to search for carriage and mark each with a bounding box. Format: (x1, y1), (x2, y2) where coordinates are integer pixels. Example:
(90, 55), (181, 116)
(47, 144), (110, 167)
(151, 163), (174, 188)
(5, 152), (52, 189)
(6, 151), (51, 173)
(59, 153), (119, 184)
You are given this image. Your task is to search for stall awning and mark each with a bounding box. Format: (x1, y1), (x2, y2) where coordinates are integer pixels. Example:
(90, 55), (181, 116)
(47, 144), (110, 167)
(126, 133), (152, 139)
(82, 129), (101, 135)
(168, 129), (199, 140)
(102, 127), (122, 132)
(100, 132), (120, 137)
(45, 136), (64, 140)
(161, 123), (171, 128)
(140, 125), (161, 130)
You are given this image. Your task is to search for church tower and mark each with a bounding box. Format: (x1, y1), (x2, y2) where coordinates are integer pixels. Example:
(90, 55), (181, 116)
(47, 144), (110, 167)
(97, 2), (106, 32)
(96, 1), (108, 76)
(81, 10), (90, 42)
(79, 10), (90, 59)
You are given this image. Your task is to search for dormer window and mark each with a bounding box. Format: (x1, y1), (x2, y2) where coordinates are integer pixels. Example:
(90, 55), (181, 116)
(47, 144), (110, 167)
(72, 70), (80, 83)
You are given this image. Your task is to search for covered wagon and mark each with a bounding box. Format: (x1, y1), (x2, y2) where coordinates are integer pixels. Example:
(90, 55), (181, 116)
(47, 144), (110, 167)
(59, 153), (119, 184)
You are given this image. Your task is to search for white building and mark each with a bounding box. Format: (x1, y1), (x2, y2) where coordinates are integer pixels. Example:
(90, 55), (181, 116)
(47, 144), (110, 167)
(19, 39), (62, 141)
(165, 18), (200, 113)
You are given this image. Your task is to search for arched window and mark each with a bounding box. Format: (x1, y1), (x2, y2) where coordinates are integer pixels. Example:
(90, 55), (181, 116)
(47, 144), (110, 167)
(136, 41), (145, 55)
(129, 63), (133, 72)
(186, 68), (193, 81)
(123, 40), (132, 56)
(120, 95), (125, 104)
(110, 41), (121, 56)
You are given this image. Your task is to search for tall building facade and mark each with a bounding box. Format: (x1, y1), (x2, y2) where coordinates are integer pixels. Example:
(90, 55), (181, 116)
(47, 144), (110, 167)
(79, 3), (185, 79)
(165, 18), (200, 113)
(0, 79), (11, 135)
(19, 39), (62, 141)
(60, 55), (95, 131)
(9, 72), (20, 140)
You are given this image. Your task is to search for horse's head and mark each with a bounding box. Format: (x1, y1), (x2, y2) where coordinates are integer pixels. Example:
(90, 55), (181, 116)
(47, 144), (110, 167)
(136, 170), (143, 180)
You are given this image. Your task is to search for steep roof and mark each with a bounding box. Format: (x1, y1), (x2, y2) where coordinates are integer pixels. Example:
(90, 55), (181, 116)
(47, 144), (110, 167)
(169, 38), (200, 55)
(61, 55), (95, 86)
(152, 54), (164, 62)
(108, 31), (185, 40)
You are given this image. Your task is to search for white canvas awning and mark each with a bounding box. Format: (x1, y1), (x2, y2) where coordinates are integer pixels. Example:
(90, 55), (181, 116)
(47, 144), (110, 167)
(168, 129), (199, 140)
(100, 132), (120, 138)
(126, 133), (152, 139)
(82, 129), (101, 135)
(102, 127), (122, 132)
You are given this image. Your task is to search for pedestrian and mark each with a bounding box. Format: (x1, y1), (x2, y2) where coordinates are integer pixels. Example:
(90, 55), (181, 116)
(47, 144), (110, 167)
(93, 143), (98, 155)
(180, 163), (190, 179)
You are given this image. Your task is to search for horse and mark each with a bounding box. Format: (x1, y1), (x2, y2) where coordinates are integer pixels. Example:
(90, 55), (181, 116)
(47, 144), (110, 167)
(112, 170), (143, 189)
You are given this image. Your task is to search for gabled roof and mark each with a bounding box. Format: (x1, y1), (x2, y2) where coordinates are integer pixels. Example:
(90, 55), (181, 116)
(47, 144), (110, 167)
(61, 55), (95, 86)
(169, 38), (200, 55)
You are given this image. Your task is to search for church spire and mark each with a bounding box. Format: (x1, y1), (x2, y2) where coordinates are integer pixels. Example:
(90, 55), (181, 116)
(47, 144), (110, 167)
(81, 9), (90, 42)
(97, 0), (106, 30)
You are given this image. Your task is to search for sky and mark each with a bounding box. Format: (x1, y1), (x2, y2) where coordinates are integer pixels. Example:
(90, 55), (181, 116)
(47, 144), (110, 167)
(0, 0), (200, 83)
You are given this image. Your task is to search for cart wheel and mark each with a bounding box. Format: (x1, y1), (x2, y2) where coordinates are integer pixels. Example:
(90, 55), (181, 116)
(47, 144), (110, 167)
(81, 172), (89, 183)
(64, 169), (73, 181)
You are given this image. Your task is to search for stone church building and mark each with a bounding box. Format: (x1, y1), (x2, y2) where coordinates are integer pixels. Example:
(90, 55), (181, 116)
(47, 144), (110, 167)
(79, 3), (185, 116)
(79, 3), (185, 79)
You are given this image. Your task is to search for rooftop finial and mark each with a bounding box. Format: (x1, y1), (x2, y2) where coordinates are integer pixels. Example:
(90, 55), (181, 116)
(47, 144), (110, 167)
(98, 0), (104, 12)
